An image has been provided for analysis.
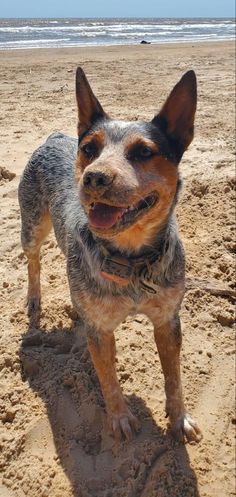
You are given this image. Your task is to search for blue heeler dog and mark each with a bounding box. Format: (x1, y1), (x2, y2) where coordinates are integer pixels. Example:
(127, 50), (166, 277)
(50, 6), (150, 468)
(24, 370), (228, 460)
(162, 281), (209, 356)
(18, 67), (202, 443)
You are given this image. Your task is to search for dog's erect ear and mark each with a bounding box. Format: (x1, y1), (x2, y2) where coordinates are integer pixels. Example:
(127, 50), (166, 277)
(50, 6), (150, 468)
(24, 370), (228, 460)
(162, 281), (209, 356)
(152, 70), (197, 161)
(76, 67), (108, 138)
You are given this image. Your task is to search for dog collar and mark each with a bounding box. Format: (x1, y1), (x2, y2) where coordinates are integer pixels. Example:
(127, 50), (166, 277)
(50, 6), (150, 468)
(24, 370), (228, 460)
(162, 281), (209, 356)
(98, 243), (161, 294)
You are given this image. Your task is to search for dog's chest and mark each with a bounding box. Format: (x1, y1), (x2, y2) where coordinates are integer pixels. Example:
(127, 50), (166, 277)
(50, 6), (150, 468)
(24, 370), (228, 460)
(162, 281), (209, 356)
(74, 279), (183, 332)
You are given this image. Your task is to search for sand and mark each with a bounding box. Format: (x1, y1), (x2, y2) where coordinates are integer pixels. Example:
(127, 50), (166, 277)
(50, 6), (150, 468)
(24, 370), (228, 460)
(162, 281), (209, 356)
(0, 41), (235, 497)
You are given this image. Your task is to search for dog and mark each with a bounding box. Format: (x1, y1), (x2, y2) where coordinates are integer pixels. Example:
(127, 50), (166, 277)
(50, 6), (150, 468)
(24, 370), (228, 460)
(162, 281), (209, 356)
(18, 67), (202, 443)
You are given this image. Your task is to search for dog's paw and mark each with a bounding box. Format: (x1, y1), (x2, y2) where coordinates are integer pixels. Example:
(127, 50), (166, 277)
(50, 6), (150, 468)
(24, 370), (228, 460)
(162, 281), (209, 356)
(109, 408), (141, 442)
(171, 413), (202, 443)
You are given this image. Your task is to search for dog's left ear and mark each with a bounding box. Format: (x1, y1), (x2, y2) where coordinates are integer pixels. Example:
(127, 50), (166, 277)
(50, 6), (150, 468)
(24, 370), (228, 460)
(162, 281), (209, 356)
(76, 67), (108, 138)
(152, 70), (197, 161)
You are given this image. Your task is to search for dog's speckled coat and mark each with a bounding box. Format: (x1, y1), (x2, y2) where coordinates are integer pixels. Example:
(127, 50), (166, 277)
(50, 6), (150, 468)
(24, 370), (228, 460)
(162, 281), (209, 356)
(18, 68), (202, 443)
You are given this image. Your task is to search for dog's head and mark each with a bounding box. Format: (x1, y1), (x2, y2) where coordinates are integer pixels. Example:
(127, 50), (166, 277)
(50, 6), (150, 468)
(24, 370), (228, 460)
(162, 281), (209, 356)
(75, 67), (197, 251)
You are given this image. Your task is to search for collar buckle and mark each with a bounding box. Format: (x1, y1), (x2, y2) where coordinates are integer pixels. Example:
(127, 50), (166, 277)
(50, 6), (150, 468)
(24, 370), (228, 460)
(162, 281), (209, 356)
(101, 255), (134, 280)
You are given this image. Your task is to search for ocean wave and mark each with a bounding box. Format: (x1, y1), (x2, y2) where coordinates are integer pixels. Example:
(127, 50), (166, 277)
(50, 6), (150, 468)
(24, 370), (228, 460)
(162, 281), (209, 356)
(0, 18), (234, 50)
(0, 37), (70, 45)
(0, 21), (234, 33)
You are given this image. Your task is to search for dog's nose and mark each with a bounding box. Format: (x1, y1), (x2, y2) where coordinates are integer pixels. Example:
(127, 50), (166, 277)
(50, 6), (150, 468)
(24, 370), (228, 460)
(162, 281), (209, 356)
(83, 171), (114, 190)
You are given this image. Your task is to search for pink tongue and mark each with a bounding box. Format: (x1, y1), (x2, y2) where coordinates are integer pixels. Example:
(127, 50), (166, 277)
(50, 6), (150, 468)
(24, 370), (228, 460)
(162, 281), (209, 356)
(89, 203), (124, 229)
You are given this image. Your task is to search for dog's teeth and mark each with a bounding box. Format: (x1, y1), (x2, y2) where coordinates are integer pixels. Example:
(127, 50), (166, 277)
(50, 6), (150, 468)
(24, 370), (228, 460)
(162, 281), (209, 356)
(125, 206), (133, 213)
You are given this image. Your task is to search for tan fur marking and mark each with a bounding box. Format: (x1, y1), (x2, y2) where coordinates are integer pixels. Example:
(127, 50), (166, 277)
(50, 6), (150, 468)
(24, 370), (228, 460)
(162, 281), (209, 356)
(142, 283), (184, 327)
(27, 255), (41, 303)
(87, 331), (140, 439)
(113, 157), (178, 252)
(75, 129), (106, 181)
(124, 135), (159, 154)
(26, 211), (52, 254)
(87, 333), (127, 415)
(24, 211), (52, 306)
(153, 320), (185, 424)
(77, 290), (133, 332)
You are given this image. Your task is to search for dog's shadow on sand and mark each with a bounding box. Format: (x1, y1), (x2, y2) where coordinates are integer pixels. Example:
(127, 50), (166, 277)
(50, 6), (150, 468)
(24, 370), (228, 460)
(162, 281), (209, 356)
(20, 314), (200, 497)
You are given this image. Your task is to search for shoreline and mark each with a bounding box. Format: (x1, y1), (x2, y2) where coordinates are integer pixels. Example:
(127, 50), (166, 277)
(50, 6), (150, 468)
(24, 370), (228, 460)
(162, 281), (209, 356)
(0, 38), (234, 54)
(0, 39), (234, 61)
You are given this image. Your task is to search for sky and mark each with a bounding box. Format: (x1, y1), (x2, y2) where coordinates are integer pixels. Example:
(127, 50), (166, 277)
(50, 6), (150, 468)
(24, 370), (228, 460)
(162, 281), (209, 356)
(0, 0), (235, 18)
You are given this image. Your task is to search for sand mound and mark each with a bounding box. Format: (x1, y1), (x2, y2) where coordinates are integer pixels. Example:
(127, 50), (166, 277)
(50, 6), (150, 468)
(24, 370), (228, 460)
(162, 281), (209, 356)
(0, 166), (16, 183)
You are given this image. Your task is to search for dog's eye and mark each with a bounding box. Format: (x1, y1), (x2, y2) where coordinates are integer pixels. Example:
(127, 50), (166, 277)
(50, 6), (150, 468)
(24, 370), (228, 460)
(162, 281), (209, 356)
(138, 146), (154, 158)
(81, 142), (97, 159)
(128, 145), (154, 161)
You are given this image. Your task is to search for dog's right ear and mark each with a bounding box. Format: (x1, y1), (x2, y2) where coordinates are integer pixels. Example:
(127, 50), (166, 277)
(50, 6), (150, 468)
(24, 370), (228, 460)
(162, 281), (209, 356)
(152, 70), (197, 162)
(76, 67), (108, 139)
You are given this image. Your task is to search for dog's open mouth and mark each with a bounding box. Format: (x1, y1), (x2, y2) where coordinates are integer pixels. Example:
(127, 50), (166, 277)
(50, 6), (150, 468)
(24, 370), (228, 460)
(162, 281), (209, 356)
(88, 192), (158, 230)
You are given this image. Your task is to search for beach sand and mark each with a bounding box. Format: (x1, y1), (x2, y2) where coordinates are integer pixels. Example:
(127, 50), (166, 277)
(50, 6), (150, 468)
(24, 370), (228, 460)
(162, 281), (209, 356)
(0, 41), (235, 497)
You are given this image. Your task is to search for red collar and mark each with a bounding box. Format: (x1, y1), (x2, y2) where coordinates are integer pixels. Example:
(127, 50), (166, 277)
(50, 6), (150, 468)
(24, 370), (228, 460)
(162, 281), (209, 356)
(100, 270), (129, 286)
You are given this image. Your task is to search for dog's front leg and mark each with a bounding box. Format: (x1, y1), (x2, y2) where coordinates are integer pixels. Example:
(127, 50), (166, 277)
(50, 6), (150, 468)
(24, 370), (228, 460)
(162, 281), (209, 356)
(87, 329), (140, 441)
(154, 316), (202, 443)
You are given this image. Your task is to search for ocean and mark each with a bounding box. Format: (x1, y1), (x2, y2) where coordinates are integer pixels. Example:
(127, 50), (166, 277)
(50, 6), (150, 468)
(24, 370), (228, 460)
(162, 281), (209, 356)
(0, 18), (234, 50)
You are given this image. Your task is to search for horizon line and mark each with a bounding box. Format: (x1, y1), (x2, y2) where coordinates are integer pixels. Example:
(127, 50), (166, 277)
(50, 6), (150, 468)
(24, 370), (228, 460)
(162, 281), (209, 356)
(0, 15), (235, 20)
